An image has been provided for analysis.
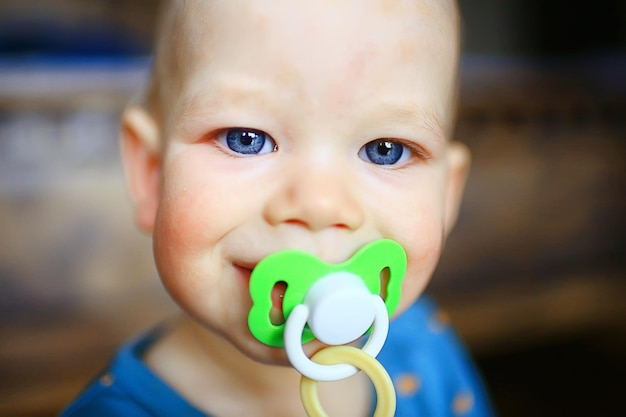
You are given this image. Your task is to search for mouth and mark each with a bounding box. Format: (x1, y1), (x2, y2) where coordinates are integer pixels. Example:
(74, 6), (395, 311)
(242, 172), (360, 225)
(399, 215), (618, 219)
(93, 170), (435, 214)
(234, 262), (287, 325)
(270, 281), (287, 325)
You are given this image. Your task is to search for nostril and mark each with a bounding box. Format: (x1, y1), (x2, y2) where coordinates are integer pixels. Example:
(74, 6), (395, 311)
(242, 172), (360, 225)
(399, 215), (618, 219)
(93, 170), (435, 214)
(282, 219), (350, 230)
(284, 219), (308, 227)
(379, 267), (390, 301)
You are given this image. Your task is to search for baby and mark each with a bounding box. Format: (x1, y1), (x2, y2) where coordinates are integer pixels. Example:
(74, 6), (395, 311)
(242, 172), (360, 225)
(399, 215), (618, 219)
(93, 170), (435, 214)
(62, 0), (495, 416)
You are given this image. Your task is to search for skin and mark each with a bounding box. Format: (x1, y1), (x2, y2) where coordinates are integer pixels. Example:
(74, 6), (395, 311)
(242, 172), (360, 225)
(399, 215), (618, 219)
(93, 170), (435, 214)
(121, 0), (467, 415)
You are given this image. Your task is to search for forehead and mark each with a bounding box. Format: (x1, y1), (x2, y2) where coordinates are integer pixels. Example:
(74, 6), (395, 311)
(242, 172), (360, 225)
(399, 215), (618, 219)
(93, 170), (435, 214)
(168, 0), (458, 71)
(161, 0), (459, 131)
(177, 0), (458, 54)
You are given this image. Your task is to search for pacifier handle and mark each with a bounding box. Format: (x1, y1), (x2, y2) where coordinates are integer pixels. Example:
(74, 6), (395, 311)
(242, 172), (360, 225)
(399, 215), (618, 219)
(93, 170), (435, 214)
(300, 346), (396, 417)
(284, 273), (390, 381)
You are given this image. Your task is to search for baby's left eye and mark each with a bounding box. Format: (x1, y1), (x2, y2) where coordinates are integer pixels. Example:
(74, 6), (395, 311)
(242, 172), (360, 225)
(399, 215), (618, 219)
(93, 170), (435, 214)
(358, 139), (411, 166)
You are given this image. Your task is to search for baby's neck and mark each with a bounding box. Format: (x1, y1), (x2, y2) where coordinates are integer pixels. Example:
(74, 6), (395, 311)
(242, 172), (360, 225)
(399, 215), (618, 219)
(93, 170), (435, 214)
(144, 316), (373, 417)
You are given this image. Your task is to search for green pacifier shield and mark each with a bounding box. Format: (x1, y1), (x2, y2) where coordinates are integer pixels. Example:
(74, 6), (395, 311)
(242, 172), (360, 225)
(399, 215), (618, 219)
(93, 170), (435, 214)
(248, 239), (407, 347)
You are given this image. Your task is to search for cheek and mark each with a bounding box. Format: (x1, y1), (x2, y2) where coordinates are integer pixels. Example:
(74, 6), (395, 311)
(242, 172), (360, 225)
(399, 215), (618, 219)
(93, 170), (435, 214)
(152, 189), (216, 302)
(399, 218), (443, 308)
(155, 149), (246, 246)
(380, 181), (445, 259)
(381, 186), (446, 314)
(151, 151), (245, 291)
(153, 176), (213, 270)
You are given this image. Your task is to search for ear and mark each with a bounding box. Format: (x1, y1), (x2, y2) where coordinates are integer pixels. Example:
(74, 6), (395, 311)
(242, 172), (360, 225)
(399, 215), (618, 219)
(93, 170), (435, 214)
(443, 141), (471, 236)
(120, 106), (162, 233)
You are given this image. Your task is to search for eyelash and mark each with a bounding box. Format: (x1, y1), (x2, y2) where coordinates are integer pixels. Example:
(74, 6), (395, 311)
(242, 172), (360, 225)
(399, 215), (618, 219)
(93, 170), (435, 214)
(397, 139), (432, 161)
(204, 128), (431, 164)
(361, 138), (431, 166)
(223, 128), (276, 155)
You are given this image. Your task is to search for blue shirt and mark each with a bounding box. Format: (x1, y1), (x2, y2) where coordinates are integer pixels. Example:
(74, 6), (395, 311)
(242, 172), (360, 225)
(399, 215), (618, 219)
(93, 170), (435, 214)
(60, 296), (495, 416)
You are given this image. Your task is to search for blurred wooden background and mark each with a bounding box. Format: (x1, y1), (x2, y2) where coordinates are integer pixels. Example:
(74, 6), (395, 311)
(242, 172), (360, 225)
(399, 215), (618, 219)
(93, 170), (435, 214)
(0, 1), (625, 416)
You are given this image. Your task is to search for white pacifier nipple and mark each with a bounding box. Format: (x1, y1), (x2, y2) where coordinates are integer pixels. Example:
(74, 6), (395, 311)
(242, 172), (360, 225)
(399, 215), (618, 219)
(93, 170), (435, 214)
(305, 272), (376, 345)
(284, 272), (389, 381)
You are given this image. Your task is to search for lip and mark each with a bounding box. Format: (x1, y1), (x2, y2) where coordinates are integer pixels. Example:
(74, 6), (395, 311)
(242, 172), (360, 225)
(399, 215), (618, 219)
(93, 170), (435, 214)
(234, 261), (286, 322)
(233, 263), (254, 284)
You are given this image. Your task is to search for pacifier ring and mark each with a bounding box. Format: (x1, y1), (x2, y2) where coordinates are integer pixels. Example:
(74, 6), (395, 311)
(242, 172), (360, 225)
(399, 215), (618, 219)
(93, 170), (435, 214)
(300, 346), (396, 417)
(284, 294), (389, 381)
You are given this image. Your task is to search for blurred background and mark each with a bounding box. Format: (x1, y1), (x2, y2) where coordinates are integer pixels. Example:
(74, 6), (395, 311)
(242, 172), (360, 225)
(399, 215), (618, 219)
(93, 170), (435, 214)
(0, 1), (624, 416)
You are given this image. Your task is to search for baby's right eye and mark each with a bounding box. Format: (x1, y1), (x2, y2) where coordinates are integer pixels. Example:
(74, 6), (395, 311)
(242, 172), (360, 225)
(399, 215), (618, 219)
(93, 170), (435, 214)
(218, 128), (277, 156)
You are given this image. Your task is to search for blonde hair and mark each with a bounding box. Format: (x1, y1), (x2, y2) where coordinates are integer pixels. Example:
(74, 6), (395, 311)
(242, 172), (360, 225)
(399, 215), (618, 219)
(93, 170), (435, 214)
(144, 0), (190, 124)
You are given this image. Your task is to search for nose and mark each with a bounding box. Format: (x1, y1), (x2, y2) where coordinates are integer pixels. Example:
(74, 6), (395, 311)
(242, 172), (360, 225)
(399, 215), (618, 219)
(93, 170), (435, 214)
(263, 161), (365, 231)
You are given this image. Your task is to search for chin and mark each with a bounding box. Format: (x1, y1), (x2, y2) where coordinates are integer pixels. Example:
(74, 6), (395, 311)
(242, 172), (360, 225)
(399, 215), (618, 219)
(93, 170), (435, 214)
(228, 328), (329, 368)
(215, 324), (288, 364)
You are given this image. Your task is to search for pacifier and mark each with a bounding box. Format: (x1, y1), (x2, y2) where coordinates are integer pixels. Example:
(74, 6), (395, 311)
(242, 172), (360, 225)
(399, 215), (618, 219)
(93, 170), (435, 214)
(248, 239), (407, 417)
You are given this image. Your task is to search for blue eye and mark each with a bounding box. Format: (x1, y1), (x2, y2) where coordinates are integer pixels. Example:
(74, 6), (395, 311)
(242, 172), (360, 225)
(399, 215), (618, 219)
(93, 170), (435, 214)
(359, 139), (409, 166)
(219, 128), (276, 155)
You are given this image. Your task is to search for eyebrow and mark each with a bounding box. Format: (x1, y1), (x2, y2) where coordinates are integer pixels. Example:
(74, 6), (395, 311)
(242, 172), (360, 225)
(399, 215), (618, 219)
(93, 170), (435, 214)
(172, 81), (274, 133)
(178, 85), (269, 120)
(174, 83), (448, 144)
(373, 103), (448, 143)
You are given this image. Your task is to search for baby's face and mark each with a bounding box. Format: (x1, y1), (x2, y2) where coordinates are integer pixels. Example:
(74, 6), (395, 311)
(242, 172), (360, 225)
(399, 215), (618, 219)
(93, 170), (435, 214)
(142, 0), (463, 363)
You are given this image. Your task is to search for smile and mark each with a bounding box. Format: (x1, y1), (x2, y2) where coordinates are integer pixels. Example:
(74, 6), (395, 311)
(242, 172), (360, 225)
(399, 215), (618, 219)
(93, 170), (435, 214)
(234, 262), (286, 324)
